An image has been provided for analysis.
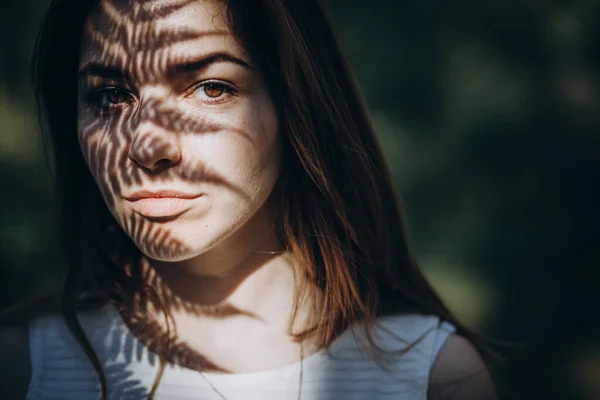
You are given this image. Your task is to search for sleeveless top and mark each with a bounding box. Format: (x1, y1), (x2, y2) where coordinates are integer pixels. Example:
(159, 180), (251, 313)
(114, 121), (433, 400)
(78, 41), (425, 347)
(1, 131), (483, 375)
(26, 304), (455, 400)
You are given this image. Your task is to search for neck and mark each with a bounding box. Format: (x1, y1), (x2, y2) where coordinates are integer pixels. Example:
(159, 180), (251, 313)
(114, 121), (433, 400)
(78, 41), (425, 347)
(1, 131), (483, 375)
(138, 208), (320, 333)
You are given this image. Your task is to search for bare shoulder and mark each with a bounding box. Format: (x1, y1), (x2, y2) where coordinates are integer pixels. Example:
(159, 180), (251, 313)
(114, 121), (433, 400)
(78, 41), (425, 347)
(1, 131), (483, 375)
(0, 324), (31, 399)
(428, 334), (497, 400)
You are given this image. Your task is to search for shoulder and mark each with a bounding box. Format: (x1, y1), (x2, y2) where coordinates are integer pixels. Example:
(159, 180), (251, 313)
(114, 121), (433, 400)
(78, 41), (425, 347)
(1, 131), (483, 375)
(428, 334), (497, 400)
(375, 313), (448, 342)
(371, 314), (456, 358)
(0, 294), (64, 398)
(0, 324), (31, 399)
(0, 292), (108, 399)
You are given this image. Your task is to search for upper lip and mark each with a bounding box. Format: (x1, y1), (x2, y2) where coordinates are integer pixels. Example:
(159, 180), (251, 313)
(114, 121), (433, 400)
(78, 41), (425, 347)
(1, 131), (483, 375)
(124, 190), (202, 201)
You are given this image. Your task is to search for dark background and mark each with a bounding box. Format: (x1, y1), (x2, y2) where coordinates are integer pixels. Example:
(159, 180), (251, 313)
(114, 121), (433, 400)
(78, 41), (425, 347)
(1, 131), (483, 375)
(1, 0), (599, 399)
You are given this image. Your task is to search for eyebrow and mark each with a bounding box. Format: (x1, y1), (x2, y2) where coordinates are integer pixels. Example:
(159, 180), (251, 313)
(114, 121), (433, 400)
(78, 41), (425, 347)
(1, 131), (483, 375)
(78, 52), (253, 82)
(169, 53), (253, 76)
(78, 63), (128, 81)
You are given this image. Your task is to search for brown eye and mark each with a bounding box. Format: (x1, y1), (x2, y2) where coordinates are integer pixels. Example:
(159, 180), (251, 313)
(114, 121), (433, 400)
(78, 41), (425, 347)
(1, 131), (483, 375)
(190, 81), (236, 104)
(105, 89), (129, 104)
(88, 87), (131, 110)
(203, 83), (225, 98)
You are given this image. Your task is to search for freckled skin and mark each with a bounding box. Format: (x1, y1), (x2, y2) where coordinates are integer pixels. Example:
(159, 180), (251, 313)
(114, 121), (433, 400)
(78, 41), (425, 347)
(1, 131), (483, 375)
(77, 0), (281, 262)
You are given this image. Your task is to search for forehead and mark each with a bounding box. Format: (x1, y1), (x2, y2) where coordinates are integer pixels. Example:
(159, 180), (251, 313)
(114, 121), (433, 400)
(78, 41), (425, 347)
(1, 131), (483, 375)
(80, 0), (240, 67)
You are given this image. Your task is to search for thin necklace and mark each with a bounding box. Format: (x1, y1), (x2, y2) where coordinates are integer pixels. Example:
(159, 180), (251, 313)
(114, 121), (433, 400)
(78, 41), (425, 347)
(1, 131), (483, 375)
(252, 249), (285, 255)
(199, 342), (304, 400)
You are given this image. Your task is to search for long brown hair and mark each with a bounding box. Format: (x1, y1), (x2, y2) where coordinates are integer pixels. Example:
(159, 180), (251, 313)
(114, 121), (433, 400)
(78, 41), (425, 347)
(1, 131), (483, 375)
(30, 0), (498, 398)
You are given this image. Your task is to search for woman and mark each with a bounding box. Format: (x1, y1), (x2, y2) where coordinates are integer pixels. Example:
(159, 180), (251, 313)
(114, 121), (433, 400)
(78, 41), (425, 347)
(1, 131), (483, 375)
(0, 0), (497, 399)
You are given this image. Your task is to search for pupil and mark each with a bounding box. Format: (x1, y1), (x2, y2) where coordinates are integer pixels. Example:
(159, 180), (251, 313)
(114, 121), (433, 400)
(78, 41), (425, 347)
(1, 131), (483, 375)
(108, 90), (125, 104)
(205, 84), (223, 98)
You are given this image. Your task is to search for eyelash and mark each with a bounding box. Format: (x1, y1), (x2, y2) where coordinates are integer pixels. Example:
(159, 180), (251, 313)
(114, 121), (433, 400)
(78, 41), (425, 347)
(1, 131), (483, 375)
(86, 87), (133, 111)
(85, 80), (237, 112)
(187, 80), (238, 104)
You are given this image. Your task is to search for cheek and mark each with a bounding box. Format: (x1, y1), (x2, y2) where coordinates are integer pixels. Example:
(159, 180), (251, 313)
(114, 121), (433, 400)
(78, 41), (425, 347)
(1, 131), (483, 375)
(77, 114), (132, 209)
(199, 100), (280, 202)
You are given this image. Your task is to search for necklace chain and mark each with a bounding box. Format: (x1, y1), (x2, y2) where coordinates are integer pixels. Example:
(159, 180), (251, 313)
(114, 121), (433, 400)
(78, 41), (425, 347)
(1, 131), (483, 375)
(199, 342), (304, 400)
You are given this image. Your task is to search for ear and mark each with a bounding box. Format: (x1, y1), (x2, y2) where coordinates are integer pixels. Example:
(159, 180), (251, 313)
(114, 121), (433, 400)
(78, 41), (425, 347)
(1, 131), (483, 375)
(428, 334), (497, 400)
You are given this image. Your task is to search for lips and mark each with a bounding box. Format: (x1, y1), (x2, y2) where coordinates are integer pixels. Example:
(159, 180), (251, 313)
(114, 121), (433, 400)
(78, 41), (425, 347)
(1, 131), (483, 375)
(124, 190), (202, 219)
(125, 190), (201, 201)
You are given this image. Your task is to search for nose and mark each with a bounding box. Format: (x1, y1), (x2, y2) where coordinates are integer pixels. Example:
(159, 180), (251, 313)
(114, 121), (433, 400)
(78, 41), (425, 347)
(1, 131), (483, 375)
(128, 125), (182, 172)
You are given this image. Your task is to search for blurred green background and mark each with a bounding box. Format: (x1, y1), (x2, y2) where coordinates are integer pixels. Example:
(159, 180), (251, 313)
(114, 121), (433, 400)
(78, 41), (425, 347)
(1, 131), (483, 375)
(1, 0), (599, 399)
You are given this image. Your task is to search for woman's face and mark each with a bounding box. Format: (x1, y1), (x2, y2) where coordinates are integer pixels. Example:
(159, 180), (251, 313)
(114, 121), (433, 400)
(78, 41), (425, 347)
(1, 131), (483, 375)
(77, 0), (280, 261)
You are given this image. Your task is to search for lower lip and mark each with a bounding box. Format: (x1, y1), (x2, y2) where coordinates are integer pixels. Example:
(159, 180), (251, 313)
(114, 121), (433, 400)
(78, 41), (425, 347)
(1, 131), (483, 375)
(128, 197), (199, 218)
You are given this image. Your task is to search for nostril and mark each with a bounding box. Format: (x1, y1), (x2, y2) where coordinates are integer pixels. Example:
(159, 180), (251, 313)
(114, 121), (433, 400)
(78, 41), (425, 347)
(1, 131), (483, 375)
(155, 157), (180, 170)
(128, 131), (182, 172)
(138, 155), (181, 173)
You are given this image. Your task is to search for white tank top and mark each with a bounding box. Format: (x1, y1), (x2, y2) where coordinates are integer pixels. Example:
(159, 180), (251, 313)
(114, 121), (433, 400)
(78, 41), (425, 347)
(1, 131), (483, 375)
(26, 304), (455, 400)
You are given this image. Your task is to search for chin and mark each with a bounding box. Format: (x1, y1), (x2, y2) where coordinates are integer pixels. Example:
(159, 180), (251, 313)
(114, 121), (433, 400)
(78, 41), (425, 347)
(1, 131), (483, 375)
(134, 235), (195, 262)
(129, 218), (227, 263)
(119, 196), (263, 263)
